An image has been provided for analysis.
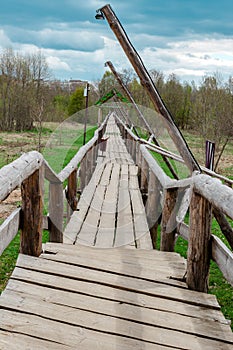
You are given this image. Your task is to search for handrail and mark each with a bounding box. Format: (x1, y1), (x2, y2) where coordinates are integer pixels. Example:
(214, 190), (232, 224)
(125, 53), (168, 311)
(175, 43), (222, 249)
(118, 116), (233, 292)
(0, 151), (44, 202)
(0, 115), (110, 257)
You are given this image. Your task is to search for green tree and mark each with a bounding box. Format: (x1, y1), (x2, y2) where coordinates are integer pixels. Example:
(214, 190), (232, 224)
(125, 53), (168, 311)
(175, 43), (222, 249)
(67, 87), (85, 116)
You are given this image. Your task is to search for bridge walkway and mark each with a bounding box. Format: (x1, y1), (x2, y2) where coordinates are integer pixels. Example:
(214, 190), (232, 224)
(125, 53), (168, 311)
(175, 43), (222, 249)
(0, 116), (232, 349)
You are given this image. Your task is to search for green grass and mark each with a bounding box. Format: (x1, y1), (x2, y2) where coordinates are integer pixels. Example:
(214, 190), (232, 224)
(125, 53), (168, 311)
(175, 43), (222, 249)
(0, 124), (97, 294)
(0, 230), (49, 293)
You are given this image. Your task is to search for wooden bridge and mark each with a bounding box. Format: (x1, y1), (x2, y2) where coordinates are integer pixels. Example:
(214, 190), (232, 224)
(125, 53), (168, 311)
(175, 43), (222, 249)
(0, 112), (233, 349)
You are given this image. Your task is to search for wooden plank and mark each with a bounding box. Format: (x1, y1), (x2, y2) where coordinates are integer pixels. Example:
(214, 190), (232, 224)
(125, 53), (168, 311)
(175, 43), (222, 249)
(76, 162), (112, 246)
(0, 309), (144, 350)
(44, 242), (186, 265)
(10, 263), (226, 324)
(95, 163), (120, 248)
(14, 254), (220, 309)
(4, 280), (233, 344)
(40, 250), (186, 284)
(0, 291), (232, 349)
(0, 208), (20, 255)
(63, 163), (105, 244)
(0, 330), (70, 350)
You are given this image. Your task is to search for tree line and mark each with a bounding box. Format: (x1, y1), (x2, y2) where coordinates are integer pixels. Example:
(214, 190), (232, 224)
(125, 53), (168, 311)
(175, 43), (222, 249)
(0, 48), (232, 169)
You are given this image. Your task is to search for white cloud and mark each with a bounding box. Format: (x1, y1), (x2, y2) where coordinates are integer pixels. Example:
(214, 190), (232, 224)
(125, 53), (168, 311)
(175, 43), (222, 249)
(0, 29), (12, 48)
(46, 56), (71, 72)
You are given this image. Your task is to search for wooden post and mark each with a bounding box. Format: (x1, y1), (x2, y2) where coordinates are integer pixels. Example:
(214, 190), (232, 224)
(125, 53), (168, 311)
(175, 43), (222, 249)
(80, 154), (87, 192)
(136, 140), (140, 166)
(131, 138), (136, 162)
(140, 156), (148, 193)
(49, 182), (63, 242)
(20, 167), (44, 256)
(66, 169), (78, 222)
(186, 191), (212, 292)
(160, 188), (178, 252)
(146, 171), (161, 249)
(85, 149), (92, 185)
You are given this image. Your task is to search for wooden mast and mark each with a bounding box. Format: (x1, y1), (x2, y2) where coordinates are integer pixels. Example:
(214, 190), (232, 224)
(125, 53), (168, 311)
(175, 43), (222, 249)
(97, 4), (200, 173)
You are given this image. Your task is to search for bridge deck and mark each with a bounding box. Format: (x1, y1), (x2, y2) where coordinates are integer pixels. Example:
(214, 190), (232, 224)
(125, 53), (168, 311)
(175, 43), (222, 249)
(64, 116), (152, 249)
(0, 116), (232, 349)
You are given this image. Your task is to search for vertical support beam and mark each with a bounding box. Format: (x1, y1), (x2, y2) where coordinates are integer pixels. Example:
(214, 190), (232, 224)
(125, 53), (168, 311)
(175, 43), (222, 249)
(20, 167), (44, 256)
(140, 156), (149, 204)
(160, 188), (178, 252)
(66, 169), (78, 222)
(85, 149), (92, 185)
(186, 191), (212, 292)
(49, 182), (63, 242)
(146, 171), (161, 249)
(80, 154), (87, 192)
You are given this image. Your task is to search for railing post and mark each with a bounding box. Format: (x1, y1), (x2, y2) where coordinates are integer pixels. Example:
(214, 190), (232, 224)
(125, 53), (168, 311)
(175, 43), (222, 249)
(49, 182), (63, 242)
(66, 169), (78, 222)
(20, 166), (44, 256)
(186, 191), (212, 292)
(146, 170), (161, 248)
(160, 187), (178, 252)
(80, 154), (87, 192)
(140, 156), (149, 204)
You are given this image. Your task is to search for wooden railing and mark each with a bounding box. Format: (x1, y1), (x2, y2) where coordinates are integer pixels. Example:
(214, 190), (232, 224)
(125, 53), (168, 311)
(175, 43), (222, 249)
(0, 115), (109, 257)
(115, 114), (233, 292)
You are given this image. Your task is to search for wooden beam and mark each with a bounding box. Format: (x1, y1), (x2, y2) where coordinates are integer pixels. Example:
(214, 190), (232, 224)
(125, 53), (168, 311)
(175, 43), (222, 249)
(0, 151), (43, 201)
(49, 182), (63, 243)
(186, 191), (212, 292)
(100, 4), (200, 173)
(160, 188), (178, 252)
(0, 208), (21, 256)
(193, 174), (233, 220)
(20, 167), (44, 256)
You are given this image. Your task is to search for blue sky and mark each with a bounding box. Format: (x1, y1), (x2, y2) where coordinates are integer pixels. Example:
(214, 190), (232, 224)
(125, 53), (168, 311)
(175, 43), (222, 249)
(0, 0), (233, 84)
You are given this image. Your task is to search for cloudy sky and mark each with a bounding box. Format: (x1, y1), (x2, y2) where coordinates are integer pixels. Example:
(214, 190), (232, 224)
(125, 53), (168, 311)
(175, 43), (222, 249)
(0, 0), (232, 84)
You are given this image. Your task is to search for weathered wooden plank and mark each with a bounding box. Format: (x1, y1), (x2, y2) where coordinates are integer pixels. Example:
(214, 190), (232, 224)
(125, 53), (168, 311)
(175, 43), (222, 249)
(0, 330), (70, 350)
(14, 254), (220, 309)
(0, 208), (20, 255)
(0, 309), (174, 350)
(10, 263), (226, 324)
(40, 250), (186, 283)
(63, 163), (105, 244)
(7, 281), (233, 340)
(95, 163), (120, 248)
(114, 179), (134, 247)
(0, 291), (232, 349)
(76, 163), (112, 246)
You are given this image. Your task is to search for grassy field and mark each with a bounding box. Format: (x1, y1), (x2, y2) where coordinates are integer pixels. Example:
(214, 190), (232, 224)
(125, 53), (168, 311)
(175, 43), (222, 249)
(0, 122), (97, 292)
(0, 124), (233, 329)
